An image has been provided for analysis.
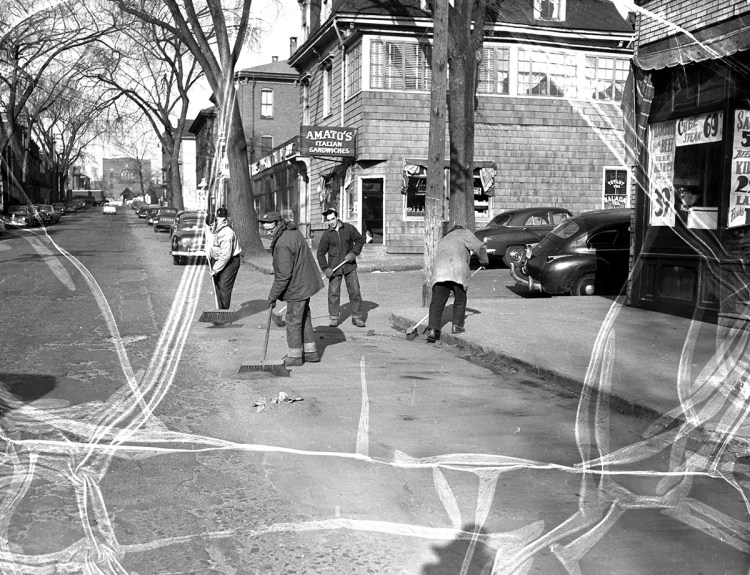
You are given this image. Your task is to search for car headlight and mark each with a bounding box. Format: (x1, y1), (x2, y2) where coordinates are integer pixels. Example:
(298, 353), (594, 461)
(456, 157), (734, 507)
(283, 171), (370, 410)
(483, 237), (492, 244)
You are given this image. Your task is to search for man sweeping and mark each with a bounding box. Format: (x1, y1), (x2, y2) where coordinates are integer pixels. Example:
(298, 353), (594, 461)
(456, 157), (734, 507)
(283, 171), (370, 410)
(316, 208), (366, 327)
(209, 208), (242, 309)
(259, 211), (324, 367)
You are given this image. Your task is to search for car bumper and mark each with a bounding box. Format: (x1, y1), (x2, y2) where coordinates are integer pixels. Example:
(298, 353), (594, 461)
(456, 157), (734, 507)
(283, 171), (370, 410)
(170, 248), (206, 257)
(509, 262), (542, 292)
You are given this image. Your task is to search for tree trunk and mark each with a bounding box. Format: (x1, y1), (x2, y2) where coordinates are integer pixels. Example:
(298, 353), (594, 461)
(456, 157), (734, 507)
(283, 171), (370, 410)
(225, 94), (264, 255)
(423, 0), (449, 307)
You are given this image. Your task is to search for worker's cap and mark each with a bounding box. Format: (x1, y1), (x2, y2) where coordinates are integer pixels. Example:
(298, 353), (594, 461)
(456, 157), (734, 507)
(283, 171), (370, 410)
(258, 210), (282, 223)
(216, 207), (228, 218)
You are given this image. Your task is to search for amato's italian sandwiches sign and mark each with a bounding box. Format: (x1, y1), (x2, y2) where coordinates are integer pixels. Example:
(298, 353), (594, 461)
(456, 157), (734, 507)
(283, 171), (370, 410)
(300, 126), (355, 157)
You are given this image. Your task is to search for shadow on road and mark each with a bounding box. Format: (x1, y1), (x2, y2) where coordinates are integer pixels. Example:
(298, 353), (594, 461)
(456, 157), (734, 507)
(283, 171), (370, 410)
(235, 298), (271, 321)
(420, 524), (495, 575)
(0, 372), (57, 417)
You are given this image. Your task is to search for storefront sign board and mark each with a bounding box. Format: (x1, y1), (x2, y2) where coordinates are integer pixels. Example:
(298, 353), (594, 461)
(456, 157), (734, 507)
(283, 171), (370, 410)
(300, 126), (355, 157)
(648, 120), (676, 227)
(728, 109), (750, 228)
(674, 111), (723, 147)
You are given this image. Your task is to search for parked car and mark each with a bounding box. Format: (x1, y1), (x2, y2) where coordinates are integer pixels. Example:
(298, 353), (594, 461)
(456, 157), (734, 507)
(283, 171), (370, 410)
(474, 207), (573, 267)
(35, 204), (62, 225)
(7, 205), (40, 227)
(64, 201), (79, 213)
(169, 210), (203, 236)
(53, 202), (67, 215)
(0, 219), (5, 235)
(170, 216), (207, 264)
(153, 207), (179, 232)
(102, 202), (117, 215)
(511, 208), (631, 296)
(137, 204), (159, 219)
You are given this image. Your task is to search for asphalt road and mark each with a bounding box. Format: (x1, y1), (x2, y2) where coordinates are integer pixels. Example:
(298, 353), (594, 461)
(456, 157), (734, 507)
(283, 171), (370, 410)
(0, 208), (747, 574)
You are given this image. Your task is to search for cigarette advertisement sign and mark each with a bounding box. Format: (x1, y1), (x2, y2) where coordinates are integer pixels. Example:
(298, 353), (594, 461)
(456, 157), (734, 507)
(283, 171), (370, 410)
(728, 110), (750, 228)
(648, 120), (676, 227)
(300, 126), (356, 157)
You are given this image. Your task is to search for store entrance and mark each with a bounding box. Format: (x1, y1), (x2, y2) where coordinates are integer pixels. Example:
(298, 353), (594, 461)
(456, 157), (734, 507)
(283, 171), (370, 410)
(361, 179), (383, 244)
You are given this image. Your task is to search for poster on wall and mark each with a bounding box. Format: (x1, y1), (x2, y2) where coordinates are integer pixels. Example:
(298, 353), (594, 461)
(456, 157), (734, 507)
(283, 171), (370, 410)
(602, 167), (629, 209)
(648, 120), (676, 227)
(674, 111), (723, 147)
(728, 110), (750, 228)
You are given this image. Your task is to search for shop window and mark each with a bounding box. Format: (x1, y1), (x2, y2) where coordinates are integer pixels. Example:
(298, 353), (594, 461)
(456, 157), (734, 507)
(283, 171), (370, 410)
(474, 176), (490, 219)
(673, 141), (721, 228)
(406, 174), (427, 217)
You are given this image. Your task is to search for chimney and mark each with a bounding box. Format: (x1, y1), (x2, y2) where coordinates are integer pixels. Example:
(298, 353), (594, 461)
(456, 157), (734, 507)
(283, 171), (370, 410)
(272, 56), (278, 62)
(290, 37), (298, 57)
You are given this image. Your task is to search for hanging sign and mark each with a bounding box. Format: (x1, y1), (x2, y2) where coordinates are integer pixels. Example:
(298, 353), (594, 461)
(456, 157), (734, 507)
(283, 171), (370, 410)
(675, 111), (723, 147)
(300, 126), (355, 157)
(728, 109), (750, 228)
(648, 120), (676, 227)
(602, 167), (628, 209)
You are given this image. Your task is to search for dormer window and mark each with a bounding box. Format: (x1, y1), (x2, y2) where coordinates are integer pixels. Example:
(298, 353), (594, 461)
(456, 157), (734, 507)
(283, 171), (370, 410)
(534, 0), (565, 21)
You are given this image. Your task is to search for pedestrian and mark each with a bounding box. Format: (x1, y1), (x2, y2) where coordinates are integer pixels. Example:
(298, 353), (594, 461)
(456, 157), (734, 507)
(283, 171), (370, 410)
(259, 210), (324, 367)
(208, 208), (242, 309)
(316, 208), (367, 327)
(425, 224), (489, 343)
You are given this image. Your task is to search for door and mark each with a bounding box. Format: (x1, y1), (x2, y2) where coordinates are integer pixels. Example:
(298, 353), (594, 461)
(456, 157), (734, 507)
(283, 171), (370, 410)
(361, 178), (384, 244)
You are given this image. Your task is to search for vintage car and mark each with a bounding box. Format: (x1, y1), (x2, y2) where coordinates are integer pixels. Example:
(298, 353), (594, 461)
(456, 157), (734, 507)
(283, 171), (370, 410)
(35, 204), (62, 225)
(510, 208), (631, 296)
(168, 210), (203, 236)
(7, 205), (41, 227)
(64, 201), (79, 213)
(153, 207), (180, 233)
(102, 202), (118, 215)
(170, 216), (206, 264)
(474, 207), (573, 267)
(53, 202), (67, 215)
(137, 204), (159, 220)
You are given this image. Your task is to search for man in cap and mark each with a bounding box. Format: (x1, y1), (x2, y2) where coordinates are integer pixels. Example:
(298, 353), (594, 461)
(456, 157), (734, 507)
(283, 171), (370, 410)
(208, 207), (242, 309)
(316, 208), (366, 327)
(259, 210), (324, 367)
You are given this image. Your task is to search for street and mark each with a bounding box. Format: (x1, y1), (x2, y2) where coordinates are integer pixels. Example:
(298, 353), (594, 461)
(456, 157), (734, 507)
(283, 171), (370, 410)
(0, 208), (748, 574)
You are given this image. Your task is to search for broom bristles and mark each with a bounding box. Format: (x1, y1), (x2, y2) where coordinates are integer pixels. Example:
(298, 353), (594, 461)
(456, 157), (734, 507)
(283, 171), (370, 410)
(199, 310), (236, 324)
(238, 363), (290, 377)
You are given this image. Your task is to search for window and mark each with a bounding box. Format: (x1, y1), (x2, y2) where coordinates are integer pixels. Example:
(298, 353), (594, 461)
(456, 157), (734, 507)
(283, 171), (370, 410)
(474, 176), (490, 219)
(534, 0), (565, 21)
(405, 173), (427, 217)
(260, 135), (273, 156)
(524, 212), (549, 226)
(370, 40), (431, 91)
(550, 210), (571, 224)
(260, 89), (273, 118)
(518, 49), (577, 97)
(585, 57), (628, 102)
(320, 0), (330, 22)
(673, 142), (721, 227)
(302, 81), (310, 124)
(345, 43), (362, 99)
(323, 65), (332, 117)
(477, 47), (510, 94)
(120, 169), (135, 181)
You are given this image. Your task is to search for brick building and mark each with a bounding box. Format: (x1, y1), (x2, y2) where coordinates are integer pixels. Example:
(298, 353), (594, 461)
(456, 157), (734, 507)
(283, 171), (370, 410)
(625, 0), (750, 318)
(102, 157), (154, 202)
(285, 0), (633, 252)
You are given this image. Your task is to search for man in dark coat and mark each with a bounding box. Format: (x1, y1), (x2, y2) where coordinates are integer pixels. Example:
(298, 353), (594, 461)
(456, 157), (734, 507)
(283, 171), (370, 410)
(259, 211), (324, 367)
(316, 208), (366, 327)
(426, 225), (489, 343)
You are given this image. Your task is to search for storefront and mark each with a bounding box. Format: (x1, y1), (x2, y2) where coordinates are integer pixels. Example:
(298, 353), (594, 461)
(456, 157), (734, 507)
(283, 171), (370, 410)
(629, 49), (750, 320)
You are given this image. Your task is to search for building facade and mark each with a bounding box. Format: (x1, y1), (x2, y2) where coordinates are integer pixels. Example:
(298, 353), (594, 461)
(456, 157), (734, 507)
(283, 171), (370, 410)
(287, 0), (633, 252)
(102, 157), (154, 202)
(626, 0), (750, 319)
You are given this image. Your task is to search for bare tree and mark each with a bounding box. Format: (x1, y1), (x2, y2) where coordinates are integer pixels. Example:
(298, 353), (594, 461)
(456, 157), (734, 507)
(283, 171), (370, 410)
(91, 7), (204, 211)
(112, 0), (265, 253)
(107, 118), (161, 200)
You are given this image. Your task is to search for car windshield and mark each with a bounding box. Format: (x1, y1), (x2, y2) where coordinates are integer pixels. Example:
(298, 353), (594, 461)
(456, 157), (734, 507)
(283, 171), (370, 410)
(179, 219), (204, 230)
(551, 219), (580, 239)
(9, 206), (26, 213)
(37, 205), (52, 211)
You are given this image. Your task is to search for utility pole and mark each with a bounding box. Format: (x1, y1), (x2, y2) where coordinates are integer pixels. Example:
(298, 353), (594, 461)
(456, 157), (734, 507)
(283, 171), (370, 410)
(422, 0), (449, 306)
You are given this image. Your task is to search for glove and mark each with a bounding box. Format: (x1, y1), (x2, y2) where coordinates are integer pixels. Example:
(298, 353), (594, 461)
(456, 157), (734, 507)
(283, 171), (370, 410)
(268, 298), (276, 308)
(345, 252), (356, 263)
(324, 268), (333, 278)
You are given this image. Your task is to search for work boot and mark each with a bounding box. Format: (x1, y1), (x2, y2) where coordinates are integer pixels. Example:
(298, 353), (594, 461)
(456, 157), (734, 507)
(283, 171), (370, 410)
(304, 351), (321, 363)
(352, 317), (366, 328)
(425, 328), (440, 343)
(452, 325), (465, 334)
(283, 355), (304, 367)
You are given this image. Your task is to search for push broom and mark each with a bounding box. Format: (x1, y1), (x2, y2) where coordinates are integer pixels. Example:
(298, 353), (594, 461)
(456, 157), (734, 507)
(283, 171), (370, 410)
(198, 260), (236, 325)
(238, 307), (290, 377)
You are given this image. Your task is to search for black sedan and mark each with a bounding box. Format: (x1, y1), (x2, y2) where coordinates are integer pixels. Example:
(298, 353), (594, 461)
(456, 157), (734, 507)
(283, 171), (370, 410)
(511, 208), (631, 296)
(170, 216), (207, 265)
(153, 207), (179, 233)
(475, 207), (573, 267)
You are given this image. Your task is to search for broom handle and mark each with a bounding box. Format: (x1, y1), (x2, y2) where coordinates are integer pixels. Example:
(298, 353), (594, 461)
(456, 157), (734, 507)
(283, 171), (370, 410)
(262, 306), (273, 362)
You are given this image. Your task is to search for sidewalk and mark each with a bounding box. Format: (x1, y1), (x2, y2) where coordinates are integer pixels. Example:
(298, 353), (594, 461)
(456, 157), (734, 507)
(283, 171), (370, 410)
(239, 248), (744, 450)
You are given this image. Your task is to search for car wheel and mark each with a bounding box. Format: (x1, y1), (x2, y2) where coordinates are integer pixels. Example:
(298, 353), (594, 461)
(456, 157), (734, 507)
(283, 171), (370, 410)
(502, 245), (525, 268)
(154, 226), (159, 233)
(173, 255), (181, 265)
(571, 273), (600, 296)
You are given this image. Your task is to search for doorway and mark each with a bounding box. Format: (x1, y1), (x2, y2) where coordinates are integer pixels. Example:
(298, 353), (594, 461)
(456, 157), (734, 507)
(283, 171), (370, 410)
(361, 178), (384, 245)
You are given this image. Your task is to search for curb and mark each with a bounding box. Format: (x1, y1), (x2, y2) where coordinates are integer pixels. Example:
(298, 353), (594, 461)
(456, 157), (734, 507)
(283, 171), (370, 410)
(389, 312), (665, 424)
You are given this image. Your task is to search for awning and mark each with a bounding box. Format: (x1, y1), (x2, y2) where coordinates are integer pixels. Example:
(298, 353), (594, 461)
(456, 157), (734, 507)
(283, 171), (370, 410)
(635, 14), (750, 70)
